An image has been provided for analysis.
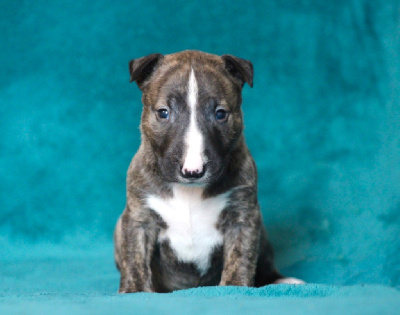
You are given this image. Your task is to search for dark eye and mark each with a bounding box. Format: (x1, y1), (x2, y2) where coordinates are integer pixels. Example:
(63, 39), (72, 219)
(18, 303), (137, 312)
(215, 108), (228, 122)
(157, 108), (169, 119)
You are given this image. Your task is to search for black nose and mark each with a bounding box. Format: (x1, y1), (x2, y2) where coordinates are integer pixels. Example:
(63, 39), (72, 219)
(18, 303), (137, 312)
(180, 167), (206, 179)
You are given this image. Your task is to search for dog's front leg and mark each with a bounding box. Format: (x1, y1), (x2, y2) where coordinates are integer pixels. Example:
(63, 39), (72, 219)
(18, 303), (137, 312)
(118, 209), (157, 293)
(219, 205), (261, 287)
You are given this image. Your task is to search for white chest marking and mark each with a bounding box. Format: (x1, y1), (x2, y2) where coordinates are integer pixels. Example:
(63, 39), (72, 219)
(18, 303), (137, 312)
(147, 185), (230, 275)
(182, 69), (204, 174)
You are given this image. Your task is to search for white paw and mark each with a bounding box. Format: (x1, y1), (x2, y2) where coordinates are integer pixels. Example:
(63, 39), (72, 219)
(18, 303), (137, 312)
(274, 277), (305, 285)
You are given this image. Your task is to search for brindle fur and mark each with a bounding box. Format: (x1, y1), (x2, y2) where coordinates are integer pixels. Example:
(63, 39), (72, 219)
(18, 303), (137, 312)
(115, 50), (283, 293)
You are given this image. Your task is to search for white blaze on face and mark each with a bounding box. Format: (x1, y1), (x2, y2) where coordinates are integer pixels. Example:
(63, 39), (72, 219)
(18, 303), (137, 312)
(182, 68), (204, 174)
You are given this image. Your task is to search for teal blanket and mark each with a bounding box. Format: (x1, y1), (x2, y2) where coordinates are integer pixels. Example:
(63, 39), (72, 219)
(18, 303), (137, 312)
(1, 244), (400, 314)
(1, 0), (399, 313)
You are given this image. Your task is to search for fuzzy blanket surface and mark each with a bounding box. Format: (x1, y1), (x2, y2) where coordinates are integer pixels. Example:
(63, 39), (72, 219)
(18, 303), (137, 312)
(1, 0), (399, 314)
(1, 244), (400, 314)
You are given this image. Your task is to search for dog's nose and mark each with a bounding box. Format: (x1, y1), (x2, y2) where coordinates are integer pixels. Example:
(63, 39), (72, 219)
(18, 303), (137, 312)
(180, 165), (205, 179)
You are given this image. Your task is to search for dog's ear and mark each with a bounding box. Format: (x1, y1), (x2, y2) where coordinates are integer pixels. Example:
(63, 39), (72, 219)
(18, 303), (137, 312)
(129, 53), (164, 88)
(221, 54), (253, 88)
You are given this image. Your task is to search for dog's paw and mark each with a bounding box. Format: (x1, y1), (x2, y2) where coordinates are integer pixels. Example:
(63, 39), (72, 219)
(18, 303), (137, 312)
(273, 277), (305, 285)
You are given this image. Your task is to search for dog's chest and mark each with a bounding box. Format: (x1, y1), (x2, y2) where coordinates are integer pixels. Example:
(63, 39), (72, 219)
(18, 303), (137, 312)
(146, 186), (229, 275)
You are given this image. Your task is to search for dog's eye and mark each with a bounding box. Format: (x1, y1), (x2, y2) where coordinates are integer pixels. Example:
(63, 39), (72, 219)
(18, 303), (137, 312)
(215, 107), (228, 122)
(157, 108), (169, 119)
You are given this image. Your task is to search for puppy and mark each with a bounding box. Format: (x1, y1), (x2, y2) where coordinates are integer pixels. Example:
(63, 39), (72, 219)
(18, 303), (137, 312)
(114, 50), (303, 293)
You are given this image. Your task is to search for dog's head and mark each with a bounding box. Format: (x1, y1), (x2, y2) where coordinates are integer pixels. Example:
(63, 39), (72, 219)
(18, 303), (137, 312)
(129, 50), (253, 186)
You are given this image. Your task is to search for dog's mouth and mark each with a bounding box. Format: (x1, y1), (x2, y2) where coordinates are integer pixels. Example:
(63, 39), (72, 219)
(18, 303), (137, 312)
(158, 158), (225, 186)
(175, 162), (226, 186)
(176, 172), (209, 186)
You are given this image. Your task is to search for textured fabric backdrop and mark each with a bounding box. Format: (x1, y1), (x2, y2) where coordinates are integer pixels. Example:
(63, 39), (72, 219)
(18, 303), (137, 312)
(1, 0), (399, 313)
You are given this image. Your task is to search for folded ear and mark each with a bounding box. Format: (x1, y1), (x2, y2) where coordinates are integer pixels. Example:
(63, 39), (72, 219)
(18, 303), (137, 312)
(221, 54), (253, 88)
(129, 53), (164, 89)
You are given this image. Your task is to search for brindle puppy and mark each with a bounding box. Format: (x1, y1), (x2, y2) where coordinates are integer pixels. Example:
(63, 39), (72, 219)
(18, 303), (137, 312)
(114, 50), (304, 293)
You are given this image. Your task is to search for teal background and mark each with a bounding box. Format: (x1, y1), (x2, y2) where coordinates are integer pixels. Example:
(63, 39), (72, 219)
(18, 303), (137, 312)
(1, 0), (400, 313)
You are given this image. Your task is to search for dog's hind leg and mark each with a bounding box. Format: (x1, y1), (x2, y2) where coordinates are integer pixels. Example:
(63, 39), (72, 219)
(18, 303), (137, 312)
(254, 227), (283, 286)
(254, 226), (305, 286)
